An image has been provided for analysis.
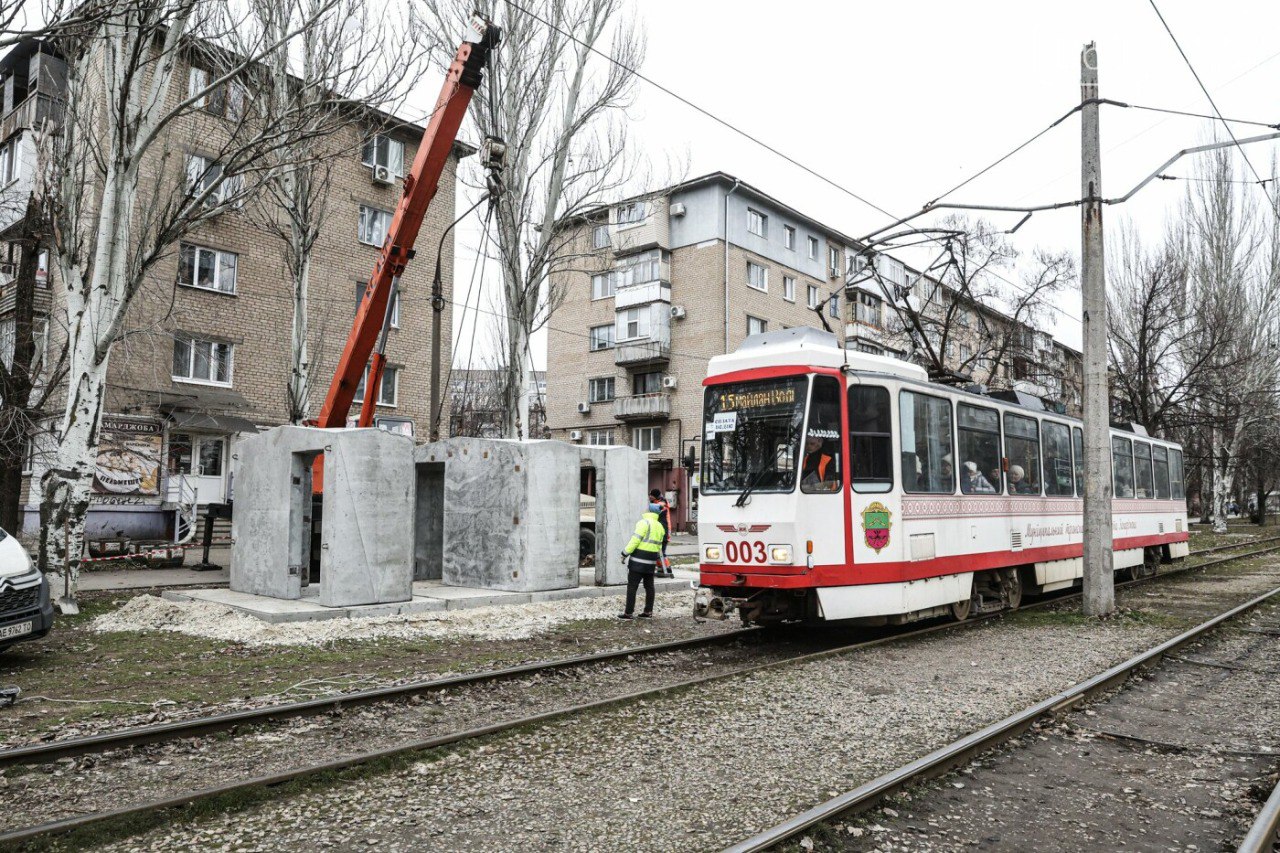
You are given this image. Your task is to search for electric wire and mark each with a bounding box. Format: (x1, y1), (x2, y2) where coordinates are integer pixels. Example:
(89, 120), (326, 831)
(1146, 0), (1279, 219)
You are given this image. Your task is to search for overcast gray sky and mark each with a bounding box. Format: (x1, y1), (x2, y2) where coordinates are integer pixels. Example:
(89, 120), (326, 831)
(446, 0), (1280, 367)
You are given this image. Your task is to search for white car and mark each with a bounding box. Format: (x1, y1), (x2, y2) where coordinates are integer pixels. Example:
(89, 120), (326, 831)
(0, 528), (52, 651)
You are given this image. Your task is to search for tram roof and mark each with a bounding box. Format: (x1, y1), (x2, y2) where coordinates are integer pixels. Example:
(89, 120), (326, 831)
(706, 328), (929, 382)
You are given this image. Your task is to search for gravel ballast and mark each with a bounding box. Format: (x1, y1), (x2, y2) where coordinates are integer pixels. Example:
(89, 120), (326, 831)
(29, 559), (1280, 852)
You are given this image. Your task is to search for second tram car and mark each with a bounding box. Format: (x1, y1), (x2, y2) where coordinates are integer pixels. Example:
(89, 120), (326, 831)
(694, 328), (1189, 625)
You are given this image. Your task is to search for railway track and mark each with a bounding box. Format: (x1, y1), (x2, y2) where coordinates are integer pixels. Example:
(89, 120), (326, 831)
(2, 538), (1278, 849)
(722, 577), (1280, 852)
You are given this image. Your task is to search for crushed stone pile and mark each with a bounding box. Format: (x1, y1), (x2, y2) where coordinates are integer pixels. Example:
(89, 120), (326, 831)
(91, 590), (693, 647)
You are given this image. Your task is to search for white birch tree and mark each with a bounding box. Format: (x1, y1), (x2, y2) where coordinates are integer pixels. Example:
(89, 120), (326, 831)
(38, 0), (338, 593)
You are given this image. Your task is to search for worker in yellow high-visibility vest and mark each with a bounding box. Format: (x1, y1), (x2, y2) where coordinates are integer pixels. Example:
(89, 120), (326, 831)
(618, 501), (665, 619)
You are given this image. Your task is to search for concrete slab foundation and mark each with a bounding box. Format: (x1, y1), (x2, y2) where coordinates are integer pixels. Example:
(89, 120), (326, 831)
(166, 570), (694, 624)
(230, 426), (414, 608)
(415, 439), (580, 593)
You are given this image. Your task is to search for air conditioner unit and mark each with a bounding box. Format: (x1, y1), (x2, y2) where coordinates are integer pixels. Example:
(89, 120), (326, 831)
(662, 375), (678, 390)
(670, 202), (686, 217)
(568, 430), (583, 442)
(670, 305), (686, 320)
(577, 402), (591, 414)
(372, 164), (393, 185)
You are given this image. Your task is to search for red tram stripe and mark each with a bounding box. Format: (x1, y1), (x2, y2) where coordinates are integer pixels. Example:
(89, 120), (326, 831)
(699, 532), (1189, 589)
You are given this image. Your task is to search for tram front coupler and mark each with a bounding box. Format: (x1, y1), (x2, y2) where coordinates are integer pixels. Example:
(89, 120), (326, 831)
(693, 586), (736, 621)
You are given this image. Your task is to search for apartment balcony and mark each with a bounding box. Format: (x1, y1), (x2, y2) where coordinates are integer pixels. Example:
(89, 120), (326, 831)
(615, 279), (671, 310)
(614, 339), (671, 367)
(613, 393), (671, 421)
(0, 93), (62, 141)
(611, 199), (670, 253)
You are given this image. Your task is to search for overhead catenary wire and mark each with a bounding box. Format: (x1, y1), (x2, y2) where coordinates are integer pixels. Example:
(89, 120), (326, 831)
(1146, 0), (1280, 220)
(501, 0), (1088, 330)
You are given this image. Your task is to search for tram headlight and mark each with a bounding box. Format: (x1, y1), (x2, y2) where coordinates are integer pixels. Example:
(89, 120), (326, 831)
(769, 545), (792, 564)
(704, 544), (723, 563)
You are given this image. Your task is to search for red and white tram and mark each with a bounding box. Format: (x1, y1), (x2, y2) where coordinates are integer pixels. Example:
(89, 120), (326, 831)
(694, 328), (1189, 625)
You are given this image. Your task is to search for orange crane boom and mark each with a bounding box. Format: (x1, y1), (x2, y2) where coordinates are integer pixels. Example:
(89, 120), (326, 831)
(316, 19), (500, 431)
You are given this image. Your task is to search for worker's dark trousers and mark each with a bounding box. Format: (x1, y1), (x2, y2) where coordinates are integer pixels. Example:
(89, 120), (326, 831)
(625, 562), (656, 615)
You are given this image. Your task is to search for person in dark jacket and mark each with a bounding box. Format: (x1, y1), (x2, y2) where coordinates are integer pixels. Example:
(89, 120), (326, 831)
(649, 488), (673, 578)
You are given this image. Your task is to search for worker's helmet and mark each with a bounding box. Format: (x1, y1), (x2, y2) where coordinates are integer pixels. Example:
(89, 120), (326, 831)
(649, 488), (662, 499)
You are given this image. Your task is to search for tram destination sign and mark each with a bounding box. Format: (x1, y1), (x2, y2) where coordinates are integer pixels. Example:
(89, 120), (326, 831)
(713, 385), (797, 412)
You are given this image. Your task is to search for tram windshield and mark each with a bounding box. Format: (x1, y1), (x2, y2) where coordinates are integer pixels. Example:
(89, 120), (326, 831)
(701, 376), (808, 495)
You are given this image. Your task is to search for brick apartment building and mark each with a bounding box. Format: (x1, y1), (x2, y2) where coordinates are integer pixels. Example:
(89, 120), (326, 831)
(545, 173), (1083, 531)
(0, 39), (465, 533)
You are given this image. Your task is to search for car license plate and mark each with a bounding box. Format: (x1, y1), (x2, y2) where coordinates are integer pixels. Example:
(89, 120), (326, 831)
(0, 621), (32, 640)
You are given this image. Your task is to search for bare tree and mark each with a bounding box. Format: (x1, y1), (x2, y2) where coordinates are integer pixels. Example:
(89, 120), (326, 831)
(1177, 147), (1280, 533)
(1105, 223), (1230, 438)
(37, 0), (339, 593)
(423, 0), (643, 438)
(861, 216), (1076, 400)
(249, 0), (429, 424)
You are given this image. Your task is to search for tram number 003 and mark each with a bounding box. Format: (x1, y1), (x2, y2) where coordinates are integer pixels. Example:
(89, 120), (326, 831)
(725, 541), (768, 564)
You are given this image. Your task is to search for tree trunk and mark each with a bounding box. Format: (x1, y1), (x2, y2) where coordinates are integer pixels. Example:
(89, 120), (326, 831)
(287, 250), (310, 423)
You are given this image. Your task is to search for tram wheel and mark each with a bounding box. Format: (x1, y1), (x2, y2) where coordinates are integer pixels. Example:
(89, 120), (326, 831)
(950, 580), (974, 622)
(1003, 568), (1023, 611)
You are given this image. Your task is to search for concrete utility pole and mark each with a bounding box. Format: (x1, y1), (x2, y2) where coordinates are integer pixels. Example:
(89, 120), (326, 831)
(1081, 42), (1115, 617)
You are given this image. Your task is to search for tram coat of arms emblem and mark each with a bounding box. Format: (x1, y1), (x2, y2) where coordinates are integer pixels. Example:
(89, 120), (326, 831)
(860, 502), (892, 553)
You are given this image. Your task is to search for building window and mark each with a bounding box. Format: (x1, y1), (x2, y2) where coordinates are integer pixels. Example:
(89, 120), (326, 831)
(959, 344), (972, 362)
(168, 433), (224, 477)
(783, 276), (796, 302)
(178, 244), (237, 294)
(188, 67), (246, 121)
(807, 284), (820, 309)
(747, 207), (767, 237)
(807, 236), (819, 260)
(0, 138), (16, 186)
(592, 223), (610, 249)
(633, 371), (663, 395)
(591, 272), (614, 300)
(1042, 420), (1073, 496)
(185, 154), (242, 207)
(855, 291), (881, 327)
(633, 426), (662, 453)
(587, 429), (615, 446)
(618, 306), (650, 340)
(747, 315), (768, 336)
(784, 225), (796, 251)
(746, 261), (768, 292)
(1153, 445), (1170, 500)
(829, 246), (841, 276)
(356, 281), (399, 327)
(361, 134), (406, 178)
(172, 334), (232, 385)
(358, 205), (393, 246)
(354, 364), (398, 406)
(1133, 441), (1154, 498)
(616, 201), (646, 225)
(588, 376), (615, 402)
(827, 294), (840, 319)
(855, 342), (883, 355)
(589, 324), (615, 351)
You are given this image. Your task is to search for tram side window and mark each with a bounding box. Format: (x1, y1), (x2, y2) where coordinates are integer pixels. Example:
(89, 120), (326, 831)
(1003, 413), (1041, 495)
(1073, 427), (1084, 497)
(801, 376), (843, 494)
(1133, 442), (1154, 499)
(957, 403), (1001, 494)
(1170, 448), (1185, 500)
(900, 390), (954, 494)
(1112, 437), (1135, 498)
(1153, 445), (1171, 500)
(1042, 421), (1073, 496)
(848, 385), (892, 493)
